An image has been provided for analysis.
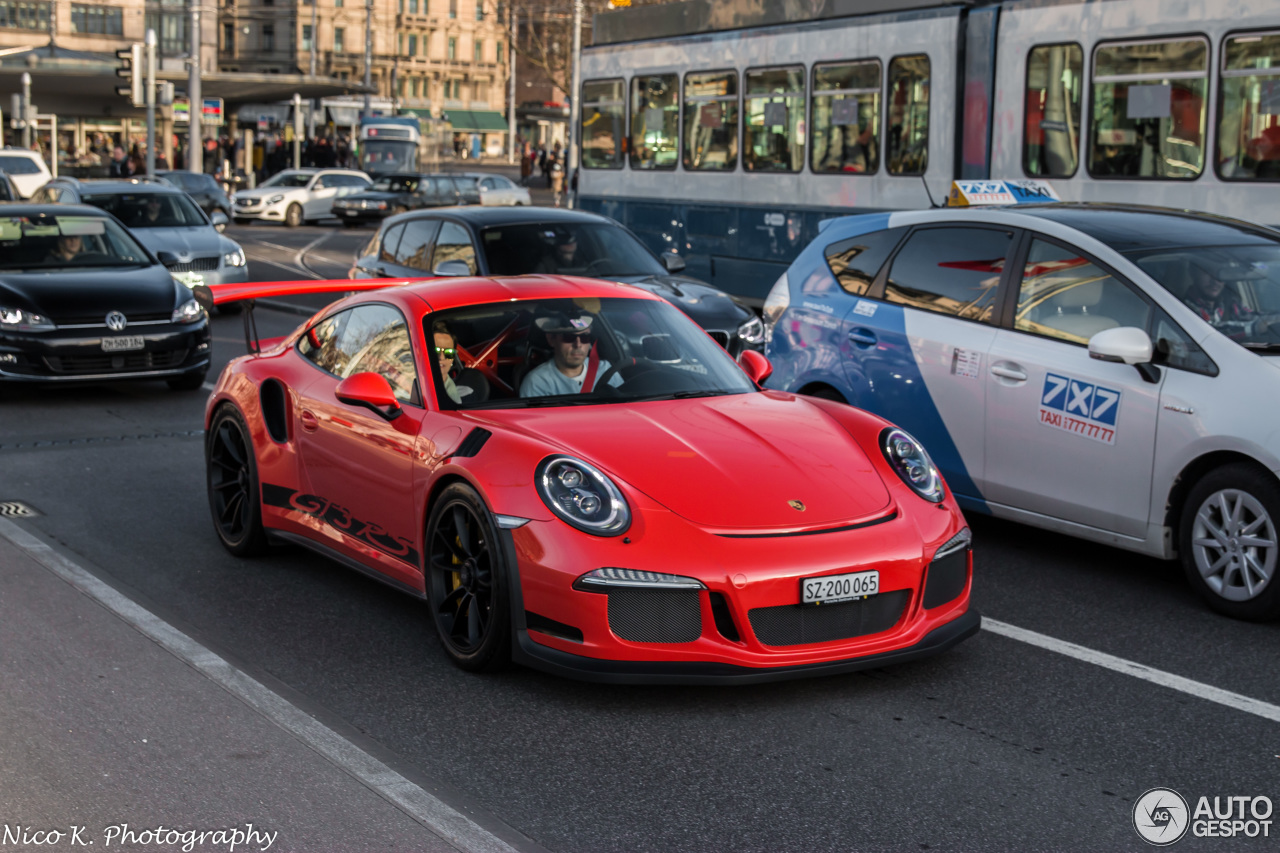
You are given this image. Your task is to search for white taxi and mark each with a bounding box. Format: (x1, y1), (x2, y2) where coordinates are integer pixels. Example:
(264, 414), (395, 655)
(764, 182), (1280, 620)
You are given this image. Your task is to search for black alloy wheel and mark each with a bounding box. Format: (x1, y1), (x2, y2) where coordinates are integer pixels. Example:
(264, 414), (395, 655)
(206, 406), (269, 556)
(425, 483), (511, 671)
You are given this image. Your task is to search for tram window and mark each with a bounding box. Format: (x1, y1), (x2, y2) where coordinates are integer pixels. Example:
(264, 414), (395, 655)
(581, 78), (625, 170)
(630, 74), (679, 170)
(884, 227), (1011, 322)
(811, 60), (881, 175)
(1217, 31), (1280, 181)
(744, 66), (805, 172)
(683, 70), (738, 171)
(886, 55), (930, 175)
(1088, 38), (1209, 180)
(1024, 43), (1083, 178)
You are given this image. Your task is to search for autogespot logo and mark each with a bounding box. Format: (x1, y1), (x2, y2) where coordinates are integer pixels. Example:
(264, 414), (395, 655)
(1134, 788), (1190, 846)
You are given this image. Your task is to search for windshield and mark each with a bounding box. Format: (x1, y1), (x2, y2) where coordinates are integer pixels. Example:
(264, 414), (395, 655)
(371, 175), (420, 193)
(480, 222), (666, 278)
(83, 192), (208, 229)
(426, 297), (756, 409)
(1129, 244), (1280, 351)
(360, 140), (419, 172)
(260, 172), (314, 189)
(0, 213), (151, 270)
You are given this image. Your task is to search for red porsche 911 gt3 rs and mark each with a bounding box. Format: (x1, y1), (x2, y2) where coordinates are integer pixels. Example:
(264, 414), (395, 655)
(202, 274), (979, 683)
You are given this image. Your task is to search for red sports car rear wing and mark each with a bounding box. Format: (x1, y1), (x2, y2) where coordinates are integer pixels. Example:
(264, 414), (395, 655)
(193, 277), (427, 353)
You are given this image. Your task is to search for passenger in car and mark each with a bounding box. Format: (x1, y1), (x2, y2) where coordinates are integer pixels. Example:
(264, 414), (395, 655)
(1183, 257), (1276, 341)
(432, 319), (463, 405)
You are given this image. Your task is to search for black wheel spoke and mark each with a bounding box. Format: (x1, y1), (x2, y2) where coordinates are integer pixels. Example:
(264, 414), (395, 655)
(439, 584), (466, 613)
(433, 527), (467, 564)
(451, 506), (473, 556)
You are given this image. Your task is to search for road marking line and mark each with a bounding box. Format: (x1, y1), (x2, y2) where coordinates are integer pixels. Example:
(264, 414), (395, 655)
(984, 617), (1280, 723)
(0, 518), (523, 853)
(295, 229), (340, 278)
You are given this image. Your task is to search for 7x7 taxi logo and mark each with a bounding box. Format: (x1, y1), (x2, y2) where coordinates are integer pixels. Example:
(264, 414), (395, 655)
(1038, 372), (1121, 445)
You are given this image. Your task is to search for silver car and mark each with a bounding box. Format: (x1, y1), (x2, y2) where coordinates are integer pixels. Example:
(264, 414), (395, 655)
(231, 168), (371, 227)
(32, 178), (249, 290)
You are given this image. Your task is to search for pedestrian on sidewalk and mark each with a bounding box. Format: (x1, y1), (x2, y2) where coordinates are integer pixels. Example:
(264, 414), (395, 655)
(550, 158), (565, 207)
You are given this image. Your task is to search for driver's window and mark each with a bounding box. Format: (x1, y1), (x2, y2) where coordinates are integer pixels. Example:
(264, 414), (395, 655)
(312, 176), (330, 190)
(298, 310), (351, 375)
(340, 304), (419, 403)
(430, 222), (477, 274)
(1014, 238), (1151, 345)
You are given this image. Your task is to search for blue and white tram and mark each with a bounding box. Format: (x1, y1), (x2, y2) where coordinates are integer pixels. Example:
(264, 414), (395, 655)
(577, 0), (1280, 303)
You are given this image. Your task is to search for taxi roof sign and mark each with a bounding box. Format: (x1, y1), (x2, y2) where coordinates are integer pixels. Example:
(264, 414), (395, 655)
(947, 180), (1060, 207)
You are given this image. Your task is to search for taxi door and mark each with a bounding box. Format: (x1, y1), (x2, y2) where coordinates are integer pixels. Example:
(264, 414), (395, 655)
(841, 225), (1017, 506)
(983, 237), (1162, 538)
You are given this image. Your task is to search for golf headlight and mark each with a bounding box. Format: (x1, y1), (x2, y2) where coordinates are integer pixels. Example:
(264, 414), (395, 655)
(536, 455), (631, 536)
(880, 427), (944, 503)
(223, 249), (246, 267)
(266, 194), (285, 205)
(737, 314), (765, 345)
(0, 307), (54, 331)
(171, 298), (205, 324)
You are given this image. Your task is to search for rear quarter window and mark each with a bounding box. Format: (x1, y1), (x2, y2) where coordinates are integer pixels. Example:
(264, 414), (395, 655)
(822, 227), (908, 295)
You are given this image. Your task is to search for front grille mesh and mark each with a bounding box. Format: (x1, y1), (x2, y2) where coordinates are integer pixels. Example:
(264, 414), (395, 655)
(164, 256), (220, 272)
(707, 330), (730, 348)
(58, 312), (171, 327)
(606, 588), (702, 643)
(748, 589), (910, 647)
(43, 348), (189, 374)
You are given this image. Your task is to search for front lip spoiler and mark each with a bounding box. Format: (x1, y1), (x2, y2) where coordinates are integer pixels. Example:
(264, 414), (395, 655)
(512, 608), (981, 685)
(0, 357), (210, 383)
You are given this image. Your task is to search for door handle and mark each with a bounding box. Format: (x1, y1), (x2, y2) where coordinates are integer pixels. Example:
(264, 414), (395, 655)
(990, 363), (1028, 382)
(300, 410), (319, 432)
(847, 328), (878, 347)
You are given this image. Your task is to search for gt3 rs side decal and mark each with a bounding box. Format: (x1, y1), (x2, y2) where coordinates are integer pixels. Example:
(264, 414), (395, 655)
(261, 483), (420, 565)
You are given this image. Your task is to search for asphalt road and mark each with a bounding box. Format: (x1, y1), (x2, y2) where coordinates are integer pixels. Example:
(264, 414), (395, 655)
(3, 221), (1277, 852)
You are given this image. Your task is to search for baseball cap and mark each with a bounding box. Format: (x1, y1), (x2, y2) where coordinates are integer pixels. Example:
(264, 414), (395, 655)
(535, 309), (594, 334)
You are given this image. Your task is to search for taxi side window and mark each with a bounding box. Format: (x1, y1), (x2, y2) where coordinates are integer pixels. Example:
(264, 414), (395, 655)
(883, 227), (1010, 322)
(339, 304), (419, 404)
(298, 310), (351, 375)
(431, 221), (478, 274)
(822, 226), (907, 295)
(1151, 308), (1218, 376)
(1014, 238), (1151, 345)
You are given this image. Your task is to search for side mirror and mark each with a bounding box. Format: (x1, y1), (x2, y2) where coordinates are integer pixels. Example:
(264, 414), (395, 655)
(335, 372), (402, 420)
(210, 210), (229, 229)
(660, 253), (686, 274)
(432, 259), (472, 277)
(641, 333), (680, 362)
(156, 250), (178, 266)
(738, 349), (773, 386)
(1089, 326), (1153, 365)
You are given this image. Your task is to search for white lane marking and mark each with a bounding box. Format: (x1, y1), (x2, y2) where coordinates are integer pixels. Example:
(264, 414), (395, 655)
(984, 618), (1280, 724)
(295, 229), (340, 278)
(0, 518), (522, 853)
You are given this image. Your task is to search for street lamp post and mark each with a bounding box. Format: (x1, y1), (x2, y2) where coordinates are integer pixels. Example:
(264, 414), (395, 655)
(293, 93), (303, 168)
(145, 28), (157, 178)
(188, 0), (202, 173)
(362, 0), (373, 120)
(20, 72), (31, 150)
(567, 0), (582, 208)
(507, 4), (516, 164)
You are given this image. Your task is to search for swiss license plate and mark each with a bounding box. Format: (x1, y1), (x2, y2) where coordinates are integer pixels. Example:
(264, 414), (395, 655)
(343, 210), (358, 216)
(801, 570), (879, 605)
(101, 336), (144, 352)
(173, 271), (204, 287)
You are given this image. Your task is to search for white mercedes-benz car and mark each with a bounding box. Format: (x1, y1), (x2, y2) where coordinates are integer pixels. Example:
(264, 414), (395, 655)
(232, 168), (371, 227)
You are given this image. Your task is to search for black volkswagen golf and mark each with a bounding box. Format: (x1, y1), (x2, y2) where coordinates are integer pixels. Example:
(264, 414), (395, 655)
(0, 205), (211, 390)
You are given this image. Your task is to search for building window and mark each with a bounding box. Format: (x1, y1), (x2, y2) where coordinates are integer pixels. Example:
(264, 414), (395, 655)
(71, 4), (123, 35)
(449, 0), (456, 19)
(475, 1), (483, 21)
(1088, 37), (1208, 179)
(744, 66), (804, 172)
(1024, 44), (1083, 178)
(335, 0), (344, 6)
(263, 24), (274, 52)
(886, 54), (930, 175)
(581, 78), (624, 169)
(811, 60), (881, 174)
(145, 9), (189, 57)
(0, 0), (51, 31)
(408, 34), (417, 56)
(629, 73), (679, 170)
(682, 70), (738, 171)
(496, 40), (502, 65)
(409, 0), (417, 12)
(302, 24), (312, 51)
(397, 32), (402, 54)
(334, 27), (344, 53)
(447, 36), (456, 60)
(223, 22), (234, 52)
(1218, 31), (1280, 181)
(474, 40), (482, 63)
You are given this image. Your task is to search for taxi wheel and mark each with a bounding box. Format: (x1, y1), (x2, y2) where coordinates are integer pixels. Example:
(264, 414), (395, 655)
(424, 483), (511, 672)
(1179, 464), (1280, 620)
(284, 203), (303, 228)
(206, 407), (269, 557)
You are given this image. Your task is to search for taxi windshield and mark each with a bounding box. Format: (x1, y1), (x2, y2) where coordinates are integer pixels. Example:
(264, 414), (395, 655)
(1129, 245), (1280, 350)
(0, 214), (151, 270)
(426, 297), (756, 409)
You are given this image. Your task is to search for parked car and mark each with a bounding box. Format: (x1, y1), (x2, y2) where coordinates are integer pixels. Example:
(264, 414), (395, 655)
(31, 178), (248, 291)
(331, 173), (480, 226)
(231, 168), (370, 227)
(0, 148), (52, 199)
(0, 171), (19, 202)
(764, 198), (1280, 620)
(350, 206), (765, 355)
(0, 205), (210, 389)
(465, 172), (531, 206)
(156, 170), (233, 229)
(200, 274), (977, 681)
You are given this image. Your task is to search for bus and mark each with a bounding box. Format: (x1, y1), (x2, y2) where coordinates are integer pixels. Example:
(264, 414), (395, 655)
(358, 116), (423, 176)
(578, 0), (1280, 303)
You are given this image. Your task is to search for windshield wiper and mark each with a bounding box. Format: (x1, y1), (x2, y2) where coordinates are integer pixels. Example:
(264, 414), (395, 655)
(1241, 342), (1280, 353)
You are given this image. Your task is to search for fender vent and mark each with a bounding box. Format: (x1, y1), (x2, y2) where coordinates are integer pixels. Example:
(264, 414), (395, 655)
(259, 379), (290, 443)
(452, 428), (491, 458)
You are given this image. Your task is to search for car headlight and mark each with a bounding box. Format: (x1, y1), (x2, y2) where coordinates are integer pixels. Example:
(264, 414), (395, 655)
(0, 307), (54, 332)
(880, 427), (944, 503)
(223, 249), (246, 267)
(171, 298), (205, 324)
(374, 201), (388, 210)
(737, 314), (765, 345)
(535, 455), (631, 536)
(266, 194), (285, 205)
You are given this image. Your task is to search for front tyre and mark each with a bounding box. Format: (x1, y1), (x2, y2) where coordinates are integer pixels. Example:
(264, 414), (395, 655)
(425, 483), (512, 671)
(206, 406), (269, 556)
(1179, 463), (1280, 620)
(284, 203), (303, 228)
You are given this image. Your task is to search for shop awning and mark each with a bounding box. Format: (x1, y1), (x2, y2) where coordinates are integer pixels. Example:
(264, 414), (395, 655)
(442, 110), (509, 132)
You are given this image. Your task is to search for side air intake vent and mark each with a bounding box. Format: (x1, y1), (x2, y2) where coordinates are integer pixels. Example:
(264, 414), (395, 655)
(259, 379), (290, 443)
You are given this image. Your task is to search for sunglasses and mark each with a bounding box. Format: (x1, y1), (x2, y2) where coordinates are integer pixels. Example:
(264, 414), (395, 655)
(556, 333), (593, 345)
(435, 346), (456, 358)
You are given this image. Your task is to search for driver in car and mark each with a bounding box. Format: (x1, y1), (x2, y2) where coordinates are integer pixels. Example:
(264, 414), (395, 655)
(534, 232), (583, 274)
(46, 233), (83, 264)
(519, 310), (625, 397)
(1183, 256), (1278, 341)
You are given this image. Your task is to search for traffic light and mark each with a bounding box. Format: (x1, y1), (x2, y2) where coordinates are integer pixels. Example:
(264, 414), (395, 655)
(116, 43), (144, 107)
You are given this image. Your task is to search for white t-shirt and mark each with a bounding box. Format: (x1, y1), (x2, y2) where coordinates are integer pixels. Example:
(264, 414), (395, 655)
(519, 358), (623, 397)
